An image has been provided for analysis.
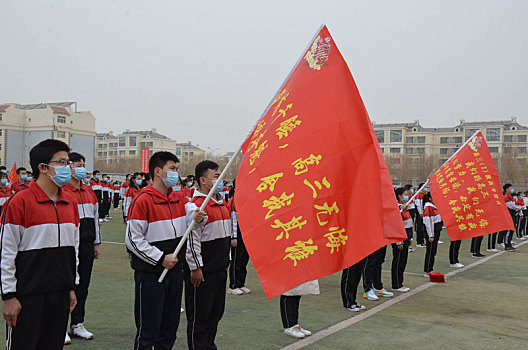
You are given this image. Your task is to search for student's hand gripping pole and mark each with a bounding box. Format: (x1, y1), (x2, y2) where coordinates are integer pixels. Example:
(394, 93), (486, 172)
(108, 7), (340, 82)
(401, 179), (429, 213)
(158, 147), (243, 283)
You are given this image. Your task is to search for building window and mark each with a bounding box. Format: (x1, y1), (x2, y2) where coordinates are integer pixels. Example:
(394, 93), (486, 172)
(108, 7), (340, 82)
(440, 137), (449, 144)
(109, 142), (117, 148)
(504, 135), (513, 143)
(97, 152), (104, 156)
(417, 148), (425, 154)
(390, 130), (402, 143)
(0, 114), (2, 121)
(504, 147), (511, 154)
(0, 130), (3, 136)
(57, 116), (66, 123)
(405, 148), (414, 155)
(518, 159), (526, 165)
(486, 128), (500, 142)
(129, 137), (137, 147)
(380, 148), (384, 153)
(375, 130), (384, 143)
(416, 136), (425, 144)
(119, 137), (126, 146)
(488, 147), (499, 153)
(57, 131), (66, 138)
(519, 147), (527, 154)
(440, 148), (449, 155)
(518, 135), (527, 143)
(465, 128), (479, 140)
(176, 149), (182, 155)
(406, 137), (414, 144)
(390, 148), (401, 154)
(119, 150), (125, 155)
(98, 144), (104, 149)
(454, 137), (462, 144)
(129, 150), (136, 155)
(412, 158), (422, 165)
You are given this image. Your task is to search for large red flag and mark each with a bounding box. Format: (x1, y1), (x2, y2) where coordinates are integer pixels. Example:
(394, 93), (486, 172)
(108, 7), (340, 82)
(8, 162), (17, 184)
(429, 131), (514, 240)
(236, 25), (407, 299)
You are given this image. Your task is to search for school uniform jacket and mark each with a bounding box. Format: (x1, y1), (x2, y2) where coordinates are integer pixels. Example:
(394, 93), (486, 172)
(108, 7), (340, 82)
(0, 187), (13, 211)
(0, 181), (80, 300)
(414, 192), (425, 215)
(10, 181), (28, 194)
(123, 186), (140, 217)
(228, 197), (238, 239)
(120, 181), (129, 198)
(423, 203), (442, 238)
(504, 193), (522, 216)
(125, 185), (203, 274)
(64, 183), (101, 244)
(90, 179), (103, 202)
(186, 190), (232, 273)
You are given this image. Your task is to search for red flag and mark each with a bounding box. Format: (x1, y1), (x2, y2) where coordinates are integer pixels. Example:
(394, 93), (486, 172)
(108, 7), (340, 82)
(236, 25), (407, 299)
(140, 147), (150, 173)
(429, 131), (514, 240)
(8, 162), (17, 184)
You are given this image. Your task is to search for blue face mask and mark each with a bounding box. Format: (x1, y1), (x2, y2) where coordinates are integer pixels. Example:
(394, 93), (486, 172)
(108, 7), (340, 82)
(212, 180), (223, 194)
(49, 165), (71, 187)
(21, 175), (27, 180)
(1, 179), (7, 186)
(510, 189), (515, 194)
(403, 195), (409, 202)
(172, 186), (181, 192)
(1, 170), (6, 174)
(424, 188), (429, 193)
(188, 181), (193, 187)
(514, 196), (518, 200)
(83, 178), (91, 185)
(96, 174), (101, 180)
(73, 167), (87, 180)
(136, 179), (143, 187)
(162, 171), (179, 188)
(410, 189), (415, 194)
(27, 177), (32, 182)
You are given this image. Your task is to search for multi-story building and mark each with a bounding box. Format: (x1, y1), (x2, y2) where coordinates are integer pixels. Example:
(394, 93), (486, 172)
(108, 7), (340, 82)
(0, 102), (96, 168)
(95, 129), (205, 169)
(373, 117), (528, 183)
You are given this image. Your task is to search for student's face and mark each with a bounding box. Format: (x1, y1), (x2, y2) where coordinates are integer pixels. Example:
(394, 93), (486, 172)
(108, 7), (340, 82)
(40, 151), (70, 178)
(155, 160), (179, 180)
(72, 160), (85, 168)
(200, 168), (221, 190)
(18, 170), (27, 179)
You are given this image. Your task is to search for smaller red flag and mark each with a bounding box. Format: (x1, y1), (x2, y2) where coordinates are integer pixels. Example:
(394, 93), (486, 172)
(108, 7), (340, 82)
(8, 162), (17, 184)
(429, 131), (514, 240)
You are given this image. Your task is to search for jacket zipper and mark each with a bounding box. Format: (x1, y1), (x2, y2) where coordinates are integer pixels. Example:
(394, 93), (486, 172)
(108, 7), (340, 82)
(167, 201), (178, 239)
(53, 201), (61, 247)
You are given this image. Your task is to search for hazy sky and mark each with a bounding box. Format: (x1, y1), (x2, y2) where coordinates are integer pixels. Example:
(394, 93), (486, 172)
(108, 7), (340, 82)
(1, 0), (527, 153)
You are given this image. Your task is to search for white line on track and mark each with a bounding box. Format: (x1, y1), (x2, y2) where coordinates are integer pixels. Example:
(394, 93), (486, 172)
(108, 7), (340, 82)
(281, 240), (528, 350)
(102, 240), (126, 245)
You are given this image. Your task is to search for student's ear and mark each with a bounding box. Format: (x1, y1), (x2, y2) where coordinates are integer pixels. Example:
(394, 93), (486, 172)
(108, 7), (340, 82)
(38, 164), (49, 176)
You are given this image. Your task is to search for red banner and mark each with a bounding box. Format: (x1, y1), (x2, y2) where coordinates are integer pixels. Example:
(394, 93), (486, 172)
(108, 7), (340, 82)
(236, 26), (407, 299)
(430, 131), (514, 240)
(8, 162), (17, 184)
(140, 147), (150, 173)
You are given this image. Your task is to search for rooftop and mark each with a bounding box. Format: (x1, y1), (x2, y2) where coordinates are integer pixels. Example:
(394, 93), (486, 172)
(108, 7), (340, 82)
(372, 117), (527, 132)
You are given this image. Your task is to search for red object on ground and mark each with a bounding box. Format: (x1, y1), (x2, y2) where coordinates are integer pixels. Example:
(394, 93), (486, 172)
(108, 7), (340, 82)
(428, 272), (445, 283)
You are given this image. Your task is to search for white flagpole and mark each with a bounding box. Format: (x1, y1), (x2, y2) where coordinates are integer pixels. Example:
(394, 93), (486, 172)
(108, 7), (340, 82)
(401, 180), (428, 212)
(158, 147), (242, 283)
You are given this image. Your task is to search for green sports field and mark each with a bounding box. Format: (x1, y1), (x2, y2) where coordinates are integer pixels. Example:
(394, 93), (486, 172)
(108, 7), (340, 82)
(3, 207), (528, 349)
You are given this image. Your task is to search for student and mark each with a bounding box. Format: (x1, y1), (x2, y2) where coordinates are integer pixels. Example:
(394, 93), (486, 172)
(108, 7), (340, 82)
(185, 160), (232, 350)
(403, 184), (416, 250)
(515, 192), (526, 239)
(423, 193), (442, 275)
(0, 139), (79, 349)
(101, 174), (111, 220)
(392, 188), (411, 292)
(449, 238), (464, 267)
(414, 183), (426, 248)
(113, 181), (121, 209)
(487, 232), (499, 252)
(363, 246), (393, 301)
(64, 152), (101, 342)
(227, 181), (251, 295)
(126, 152), (205, 350)
(470, 235), (485, 258)
(280, 280), (319, 339)
(120, 174), (130, 203)
(0, 165), (7, 174)
(90, 171), (104, 222)
(0, 171), (12, 213)
(123, 173), (142, 222)
(341, 259), (367, 312)
(500, 184), (522, 251)
(26, 171), (33, 183)
(11, 167), (29, 193)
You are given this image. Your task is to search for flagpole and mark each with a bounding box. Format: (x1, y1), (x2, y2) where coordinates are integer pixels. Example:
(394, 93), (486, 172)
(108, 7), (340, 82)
(158, 147), (243, 283)
(401, 180), (429, 212)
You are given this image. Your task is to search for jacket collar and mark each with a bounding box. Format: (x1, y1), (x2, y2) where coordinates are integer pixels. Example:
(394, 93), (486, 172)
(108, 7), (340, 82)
(424, 202), (437, 209)
(142, 184), (180, 204)
(30, 181), (70, 204)
(193, 189), (223, 205)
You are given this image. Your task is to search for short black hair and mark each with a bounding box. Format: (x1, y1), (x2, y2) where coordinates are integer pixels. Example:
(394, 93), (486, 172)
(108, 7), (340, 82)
(16, 167), (26, 175)
(0, 166), (6, 171)
(0, 172), (7, 179)
(93, 170), (100, 176)
(29, 139), (70, 180)
(423, 192), (433, 204)
(503, 183), (513, 192)
(395, 187), (405, 200)
(149, 151), (179, 179)
(403, 184), (412, 191)
(195, 160), (219, 181)
(69, 152), (85, 164)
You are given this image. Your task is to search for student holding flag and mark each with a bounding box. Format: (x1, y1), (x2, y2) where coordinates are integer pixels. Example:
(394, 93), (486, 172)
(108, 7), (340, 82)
(391, 188), (411, 292)
(501, 183), (522, 252)
(423, 193), (442, 276)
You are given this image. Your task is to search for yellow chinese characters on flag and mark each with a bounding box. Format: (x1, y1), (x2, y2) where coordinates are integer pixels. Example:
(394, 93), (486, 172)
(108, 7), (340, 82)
(429, 131), (514, 240)
(236, 26), (407, 300)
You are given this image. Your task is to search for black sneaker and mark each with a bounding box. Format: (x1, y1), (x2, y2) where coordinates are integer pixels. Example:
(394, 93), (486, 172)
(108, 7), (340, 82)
(347, 303), (366, 312)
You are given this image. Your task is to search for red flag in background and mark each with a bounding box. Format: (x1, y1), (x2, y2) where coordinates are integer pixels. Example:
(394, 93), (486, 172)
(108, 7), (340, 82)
(140, 147), (150, 173)
(429, 131), (514, 240)
(235, 25), (407, 299)
(8, 162), (17, 184)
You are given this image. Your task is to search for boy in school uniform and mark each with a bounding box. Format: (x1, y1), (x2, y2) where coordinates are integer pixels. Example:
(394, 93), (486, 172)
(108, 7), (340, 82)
(392, 188), (412, 292)
(10, 167), (29, 193)
(423, 193), (442, 275)
(0, 171), (12, 213)
(1, 139), (79, 349)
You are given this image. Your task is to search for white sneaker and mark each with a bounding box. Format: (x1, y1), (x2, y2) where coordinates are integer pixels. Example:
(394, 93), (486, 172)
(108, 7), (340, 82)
(363, 289), (379, 301)
(408, 247), (415, 253)
(298, 325), (311, 336)
(491, 249), (499, 253)
(498, 243), (505, 248)
(392, 286), (410, 292)
(450, 263), (464, 268)
(65, 332), (71, 345)
(227, 288), (244, 295)
(181, 307), (184, 312)
(239, 286), (251, 294)
(424, 273), (430, 278)
(346, 303), (366, 312)
(71, 323), (94, 340)
(438, 240), (444, 244)
(284, 325), (305, 338)
(520, 237), (526, 240)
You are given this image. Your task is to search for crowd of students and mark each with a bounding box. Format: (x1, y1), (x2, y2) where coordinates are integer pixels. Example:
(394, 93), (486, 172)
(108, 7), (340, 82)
(1, 139), (527, 348)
